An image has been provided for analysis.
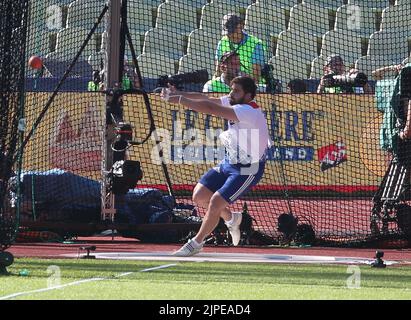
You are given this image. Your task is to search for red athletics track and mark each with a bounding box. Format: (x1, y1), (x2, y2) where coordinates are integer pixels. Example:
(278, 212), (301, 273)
(7, 196), (411, 264)
(8, 236), (411, 264)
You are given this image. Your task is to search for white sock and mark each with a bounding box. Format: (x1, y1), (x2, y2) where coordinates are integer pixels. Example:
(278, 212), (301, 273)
(225, 213), (235, 225)
(191, 238), (202, 247)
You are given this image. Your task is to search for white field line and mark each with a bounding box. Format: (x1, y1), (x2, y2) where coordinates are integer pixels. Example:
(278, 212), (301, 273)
(0, 263), (177, 300)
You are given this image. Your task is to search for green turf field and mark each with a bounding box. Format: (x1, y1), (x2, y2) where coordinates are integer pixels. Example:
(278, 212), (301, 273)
(1, 258), (411, 300)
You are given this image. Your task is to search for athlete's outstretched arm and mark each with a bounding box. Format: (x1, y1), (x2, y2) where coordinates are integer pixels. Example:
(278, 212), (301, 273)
(161, 88), (238, 122)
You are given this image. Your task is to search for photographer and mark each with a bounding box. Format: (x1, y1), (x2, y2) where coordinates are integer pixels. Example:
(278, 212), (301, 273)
(203, 51), (241, 93)
(317, 55), (372, 94)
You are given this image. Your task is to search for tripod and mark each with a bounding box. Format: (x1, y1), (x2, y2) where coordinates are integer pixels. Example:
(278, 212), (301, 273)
(371, 155), (410, 236)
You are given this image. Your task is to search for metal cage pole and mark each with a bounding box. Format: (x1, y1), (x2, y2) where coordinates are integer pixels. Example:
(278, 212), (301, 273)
(101, 0), (123, 221)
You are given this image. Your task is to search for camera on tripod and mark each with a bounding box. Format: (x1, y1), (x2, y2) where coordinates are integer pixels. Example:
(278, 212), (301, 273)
(157, 69), (209, 89)
(261, 64), (281, 93)
(323, 71), (368, 88)
(109, 160), (143, 195)
(115, 122), (133, 142)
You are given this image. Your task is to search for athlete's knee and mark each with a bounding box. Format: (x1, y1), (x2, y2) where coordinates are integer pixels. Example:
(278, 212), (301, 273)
(207, 194), (229, 215)
(192, 185), (212, 208)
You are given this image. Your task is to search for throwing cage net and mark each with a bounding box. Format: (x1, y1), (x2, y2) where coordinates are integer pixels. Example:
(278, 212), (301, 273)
(0, 0), (29, 272)
(13, 0), (411, 247)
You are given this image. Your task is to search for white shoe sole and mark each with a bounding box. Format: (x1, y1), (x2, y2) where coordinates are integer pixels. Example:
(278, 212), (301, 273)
(228, 214), (242, 246)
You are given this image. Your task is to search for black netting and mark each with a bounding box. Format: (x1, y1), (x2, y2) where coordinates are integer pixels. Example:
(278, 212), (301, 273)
(21, 0), (107, 231)
(0, 0), (29, 251)
(16, 0), (411, 246)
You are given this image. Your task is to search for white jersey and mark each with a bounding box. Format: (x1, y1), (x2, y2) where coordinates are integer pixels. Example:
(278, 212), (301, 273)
(219, 96), (269, 164)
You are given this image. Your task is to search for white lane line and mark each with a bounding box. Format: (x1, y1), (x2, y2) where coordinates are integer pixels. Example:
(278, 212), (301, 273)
(0, 263), (177, 300)
(140, 264), (177, 272)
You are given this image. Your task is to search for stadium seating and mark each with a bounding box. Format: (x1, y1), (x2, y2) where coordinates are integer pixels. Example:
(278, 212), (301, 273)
(395, 0), (410, 5)
(155, 1), (199, 35)
(276, 30), (318, 63)
(355, 55), (404, 79)
(199, 2), (243, 32)
(53, 27), (97, 58)
(269, 55), (310, 91)
(334, 4), (376, 37)
(302, 0), (344, 10)
(87, 51), (104, 72)
(124, 32), (143, 57)
(166, 0), (208, 8)
(29, 0), (66, 30)
(127, 0), (155, 36)
(27, 0), (411, 86)
(137, 53), (177, 78)
(380, 4), (411, 35)
(66, 0), (107, 32)
(88, 31), (142, 72)
(367, 31), (409, 61)
(142, 28), (185, 60)
(288, 3), (330, 36)
(186, 29), (220, 58)
(244, 1), (287, 47)
(26, 27), (52, 58)
(310, 55), (329, 79)
(255, 0), (299, 8)
(346, 0), (390, 9)
(210, 0), (253, 8)
(178, 54), (215, 79)
(320, 30), (363, 65)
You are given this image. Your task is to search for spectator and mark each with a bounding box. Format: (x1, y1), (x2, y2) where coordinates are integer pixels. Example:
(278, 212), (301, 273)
(123, 55), (141, 89)
(203, 51), (241, 93)
(88, 70), (102, 91)
(317, 55), (372, 94)
(215, 14), (266, 83)
(287, 79), (307, 93)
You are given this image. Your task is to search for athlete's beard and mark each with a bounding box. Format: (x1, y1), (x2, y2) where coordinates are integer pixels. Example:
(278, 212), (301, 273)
(229, 95), (246, 105)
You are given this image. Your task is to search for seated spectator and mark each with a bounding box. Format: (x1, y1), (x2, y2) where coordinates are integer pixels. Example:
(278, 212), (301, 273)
(88, 70), (102, 91)
(287, 79), (307, 93)
(317, 55), (372, 94)
(123, 55), (141, 89)
(215, 14), (266, 83)
(203, 51), (241, 93)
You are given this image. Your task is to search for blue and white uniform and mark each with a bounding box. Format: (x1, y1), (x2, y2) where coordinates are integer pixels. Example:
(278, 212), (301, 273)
(199, 96), (269, 203)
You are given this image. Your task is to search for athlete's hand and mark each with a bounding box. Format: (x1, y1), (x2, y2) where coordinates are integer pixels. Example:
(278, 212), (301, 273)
(167, 83), (178, 93)
(160, 87), (182, 105)
(160, 87), (170, 101)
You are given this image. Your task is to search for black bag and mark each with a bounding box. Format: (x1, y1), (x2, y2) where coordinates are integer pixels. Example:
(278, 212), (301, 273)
(396, 203), (411, 237)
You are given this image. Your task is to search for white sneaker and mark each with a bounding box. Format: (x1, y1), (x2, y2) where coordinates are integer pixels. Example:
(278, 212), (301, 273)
(173, 239), (203, 257)
(226, 212), (242, 246)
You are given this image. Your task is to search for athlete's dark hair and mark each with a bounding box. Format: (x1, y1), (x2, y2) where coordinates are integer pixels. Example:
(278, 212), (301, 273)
(230, 76), (257, 99)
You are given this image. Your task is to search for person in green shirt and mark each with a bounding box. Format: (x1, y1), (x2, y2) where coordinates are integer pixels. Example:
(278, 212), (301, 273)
(87, 70), (102, 91)
(215, 14), (266, 83)
(203, 51), (241, 93)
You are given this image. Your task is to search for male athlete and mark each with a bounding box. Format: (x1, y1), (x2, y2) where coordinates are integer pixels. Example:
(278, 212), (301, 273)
(160, 76), (269, 256)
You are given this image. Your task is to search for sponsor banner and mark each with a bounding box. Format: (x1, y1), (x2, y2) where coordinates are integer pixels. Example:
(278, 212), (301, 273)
(23, 93), (388, 188)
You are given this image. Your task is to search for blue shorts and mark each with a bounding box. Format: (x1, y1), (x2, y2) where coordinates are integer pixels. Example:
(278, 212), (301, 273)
(199, 161), (265, 204)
